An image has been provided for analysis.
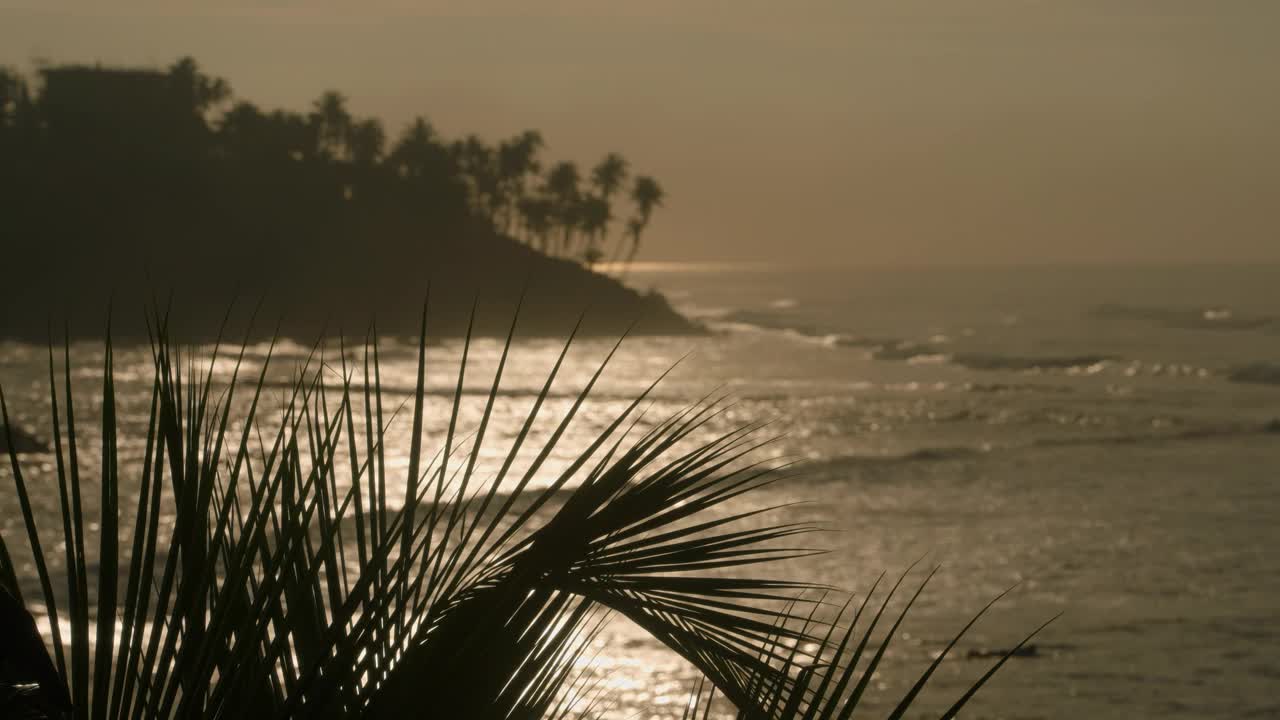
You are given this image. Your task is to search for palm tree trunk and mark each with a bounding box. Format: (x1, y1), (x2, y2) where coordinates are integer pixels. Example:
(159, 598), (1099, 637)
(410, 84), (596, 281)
(621, 233), (642, 278)
(606, 235), (626, 275)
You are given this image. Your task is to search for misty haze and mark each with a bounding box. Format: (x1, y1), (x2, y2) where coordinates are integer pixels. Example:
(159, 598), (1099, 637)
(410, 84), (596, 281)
(1, 3), (1278, 719)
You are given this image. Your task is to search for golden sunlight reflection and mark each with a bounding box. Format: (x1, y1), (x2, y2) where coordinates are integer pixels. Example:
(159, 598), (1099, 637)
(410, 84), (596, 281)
(6, 271), (1280, 718)
(3, 4), (1279, 712)
(593, 261), (777, 275)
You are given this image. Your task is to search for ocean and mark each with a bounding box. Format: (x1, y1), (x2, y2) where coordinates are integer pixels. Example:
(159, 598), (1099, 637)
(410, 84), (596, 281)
(2, 263), (1278, 718)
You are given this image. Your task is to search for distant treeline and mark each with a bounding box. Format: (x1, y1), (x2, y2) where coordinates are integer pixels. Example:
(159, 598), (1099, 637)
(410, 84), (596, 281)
(0, 58), (690, 339)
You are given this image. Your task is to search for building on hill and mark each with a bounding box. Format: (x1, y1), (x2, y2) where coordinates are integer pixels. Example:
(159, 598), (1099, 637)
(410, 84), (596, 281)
(38, 64), (210, 166)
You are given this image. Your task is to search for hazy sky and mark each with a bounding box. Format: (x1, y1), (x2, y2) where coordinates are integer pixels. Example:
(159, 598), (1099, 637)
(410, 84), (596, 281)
(3, 1), (1278, 264)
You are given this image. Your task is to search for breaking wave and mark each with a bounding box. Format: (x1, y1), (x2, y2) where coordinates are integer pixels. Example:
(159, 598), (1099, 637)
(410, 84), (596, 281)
(714, 306), (1241, 380)
(872, 344), (1116, 373)
(1091, 303), (1279, 332)
(717, 309), (840, 338)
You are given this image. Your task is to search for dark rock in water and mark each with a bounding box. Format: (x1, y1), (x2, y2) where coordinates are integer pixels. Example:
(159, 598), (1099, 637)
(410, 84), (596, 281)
(966, 644), (1040, 660)
(901, 446), (984, 462)
(833, 335), (898, 350)
(0, 426), (47, 454)
(1091, 303), (1278, 331)
(951, 353), (1116, 372)
(1230, 363), (1280, 387)
(1263, 419), (1280, 434)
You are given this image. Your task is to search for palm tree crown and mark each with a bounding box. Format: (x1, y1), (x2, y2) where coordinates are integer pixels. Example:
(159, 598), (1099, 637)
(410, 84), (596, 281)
(631, 175), (665, 223)
(590, 152), (629, 200)
(311, 91), (352, 160)
(347, 118), (385, 167)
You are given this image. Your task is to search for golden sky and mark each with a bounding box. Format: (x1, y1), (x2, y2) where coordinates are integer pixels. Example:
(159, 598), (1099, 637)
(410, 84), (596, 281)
(4, 1), (1277, 264)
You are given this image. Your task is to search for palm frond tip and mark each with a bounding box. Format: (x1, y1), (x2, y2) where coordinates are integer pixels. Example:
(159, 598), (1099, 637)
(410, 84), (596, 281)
(0, 307), (1051, 719)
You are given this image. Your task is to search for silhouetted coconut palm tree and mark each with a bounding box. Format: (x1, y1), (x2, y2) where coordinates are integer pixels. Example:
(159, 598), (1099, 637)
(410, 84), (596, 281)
(218, 102), (315, 163)
(167, 57), (230, 118)
(347, 118), (385, 167)
(624, 175), (665, 269)
(311, 91), (352, 160)
(544, 161), (581, 257)
(388, 117), (450, 179)
(452, 135), (502, 224)
(590, 153), (629, 262)
(517, 196), (555, 252)
(581, 244), (605, 269)
(632, 175), (664, 224)
(614, 216), (644, 269)
(497, 130), (544, 234)
(578, 195), (611, 268)
(590, 153), (629, 201)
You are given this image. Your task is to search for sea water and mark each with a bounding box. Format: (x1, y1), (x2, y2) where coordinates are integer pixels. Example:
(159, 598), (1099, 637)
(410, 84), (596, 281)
(604, 262), (1280, 719)
(1, 263), (1277, 718)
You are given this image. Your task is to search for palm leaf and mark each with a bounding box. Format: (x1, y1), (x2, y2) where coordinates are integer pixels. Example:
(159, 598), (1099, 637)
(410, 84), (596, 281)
(0, 302), (1049, 719)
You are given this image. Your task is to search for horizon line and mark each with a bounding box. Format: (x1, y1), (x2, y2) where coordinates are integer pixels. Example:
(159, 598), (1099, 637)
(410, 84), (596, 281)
(610, 258), (1280, 273)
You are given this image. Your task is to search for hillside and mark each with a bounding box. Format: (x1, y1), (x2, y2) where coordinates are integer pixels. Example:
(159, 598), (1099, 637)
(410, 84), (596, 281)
(0, 209), (700, 342)
(0, 58), (698, 341)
